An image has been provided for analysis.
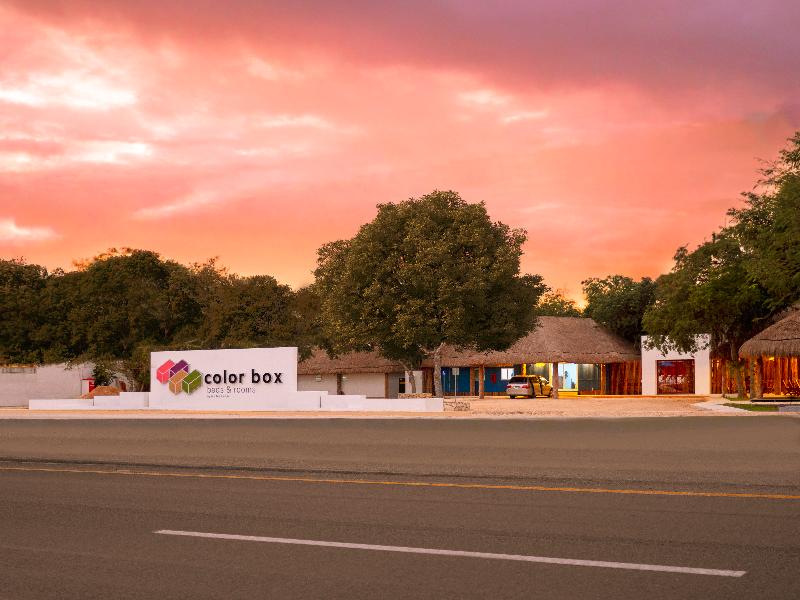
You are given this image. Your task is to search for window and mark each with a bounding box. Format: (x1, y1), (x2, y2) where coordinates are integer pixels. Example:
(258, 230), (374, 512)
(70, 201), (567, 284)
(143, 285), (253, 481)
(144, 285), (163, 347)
(558, 363), (578, 390)
(657, 360), (695, 394)
(500, 367), (515, 380)
(577, 364), (601, 393)
(527, 363), (549, 378)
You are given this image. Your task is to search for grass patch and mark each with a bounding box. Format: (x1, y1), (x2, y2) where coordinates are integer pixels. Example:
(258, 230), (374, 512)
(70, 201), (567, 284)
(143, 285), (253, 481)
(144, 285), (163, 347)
(723, 403), (780, 412)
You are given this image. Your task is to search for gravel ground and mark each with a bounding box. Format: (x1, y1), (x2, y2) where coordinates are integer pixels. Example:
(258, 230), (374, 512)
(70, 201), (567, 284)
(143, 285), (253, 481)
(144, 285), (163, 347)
(466, 395), (726, 417)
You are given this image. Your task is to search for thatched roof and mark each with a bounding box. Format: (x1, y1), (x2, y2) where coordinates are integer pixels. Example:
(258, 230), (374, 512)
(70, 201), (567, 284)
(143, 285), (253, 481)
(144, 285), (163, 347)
(299, 317), (639, 374)
(298, 349), (405, 375)
(739, 310), (800, 357)
(422, 316), (639, 366)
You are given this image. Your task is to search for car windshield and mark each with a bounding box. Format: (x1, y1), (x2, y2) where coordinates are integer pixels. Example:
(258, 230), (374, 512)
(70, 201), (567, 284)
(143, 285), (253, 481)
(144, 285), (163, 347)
(508, 376), (528, 383)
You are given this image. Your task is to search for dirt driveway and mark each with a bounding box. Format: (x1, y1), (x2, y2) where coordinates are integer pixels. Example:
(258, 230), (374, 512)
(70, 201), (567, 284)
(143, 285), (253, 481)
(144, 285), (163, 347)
(465, 395), (718, 417)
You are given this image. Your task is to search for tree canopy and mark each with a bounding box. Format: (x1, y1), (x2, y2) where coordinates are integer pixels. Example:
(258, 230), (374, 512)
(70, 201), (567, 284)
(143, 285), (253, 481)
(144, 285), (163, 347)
(0, 249), (318, 390)
(582, 275), (656, 347)
(314, 190), (546, 395)
(0, 259), (49, 364)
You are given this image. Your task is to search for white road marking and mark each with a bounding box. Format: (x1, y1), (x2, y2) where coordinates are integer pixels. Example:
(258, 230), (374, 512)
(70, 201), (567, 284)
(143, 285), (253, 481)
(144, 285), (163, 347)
(154, 529), (745, 578)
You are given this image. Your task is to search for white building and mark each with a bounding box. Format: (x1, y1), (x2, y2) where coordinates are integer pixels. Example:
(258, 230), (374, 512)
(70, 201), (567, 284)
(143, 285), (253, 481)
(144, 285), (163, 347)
(0, 363), (95, 407)
(641, 335), (711, 396)
(298, 349), (423, 398)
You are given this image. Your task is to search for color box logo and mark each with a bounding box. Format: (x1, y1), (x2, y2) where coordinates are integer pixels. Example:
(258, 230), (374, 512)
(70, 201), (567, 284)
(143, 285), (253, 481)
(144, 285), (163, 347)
(157, 358), (202, 395)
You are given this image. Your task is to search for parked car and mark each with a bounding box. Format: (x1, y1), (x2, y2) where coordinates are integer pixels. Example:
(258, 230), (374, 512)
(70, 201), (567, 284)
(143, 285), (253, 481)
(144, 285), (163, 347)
(506, 375), (553, 398)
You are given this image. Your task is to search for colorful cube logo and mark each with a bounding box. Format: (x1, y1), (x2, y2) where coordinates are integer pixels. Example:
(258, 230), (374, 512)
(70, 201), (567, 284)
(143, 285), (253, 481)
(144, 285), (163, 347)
(156, 360), (175, 384)
(159, 357), (203, 396)
(182, 370), (202, 394)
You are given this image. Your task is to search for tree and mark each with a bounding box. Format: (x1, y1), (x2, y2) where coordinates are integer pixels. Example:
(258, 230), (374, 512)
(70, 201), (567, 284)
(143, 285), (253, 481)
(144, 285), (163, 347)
(535, 290), (582, 317)
(314, 190), (546, 396)
(0, 259), (48, 363)
(642, 235), (769, 397)
(67, 249), (182, 361)
(582, 275), (656, 346)
(91, 362), (115, 387)
(726, 132), (800, 312)
(197, 274), (299, 350)
(292, 284), (326, 357)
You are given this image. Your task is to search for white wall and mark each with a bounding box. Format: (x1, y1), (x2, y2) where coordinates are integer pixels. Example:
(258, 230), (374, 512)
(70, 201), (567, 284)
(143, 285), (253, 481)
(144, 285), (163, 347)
(30, 393), (445, 412)
(0, 363), (93, 407)
(342, 373), (386, 398)
(298, 374), (338, 395)
(641, 335), (711, 395)
(300, 372), (412, 398)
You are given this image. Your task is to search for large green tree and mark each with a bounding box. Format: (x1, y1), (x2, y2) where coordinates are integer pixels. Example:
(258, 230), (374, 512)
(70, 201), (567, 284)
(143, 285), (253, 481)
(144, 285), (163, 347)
(314, 190), (546, 395)
(582, 275), (656, 347)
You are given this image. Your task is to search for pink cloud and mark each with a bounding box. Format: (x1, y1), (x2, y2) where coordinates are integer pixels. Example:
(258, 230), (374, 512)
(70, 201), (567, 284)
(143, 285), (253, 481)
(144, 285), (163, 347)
(0, 1), (797, 300)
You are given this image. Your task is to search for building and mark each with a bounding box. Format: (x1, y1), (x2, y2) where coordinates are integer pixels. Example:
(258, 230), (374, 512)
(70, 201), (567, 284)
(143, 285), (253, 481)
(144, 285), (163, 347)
(0, 363), (95, 407)
(421, 316), (641, 397)
(298, 349), (421, 399)
(739, 309), (800, 397)
(641, 335), (711, 395)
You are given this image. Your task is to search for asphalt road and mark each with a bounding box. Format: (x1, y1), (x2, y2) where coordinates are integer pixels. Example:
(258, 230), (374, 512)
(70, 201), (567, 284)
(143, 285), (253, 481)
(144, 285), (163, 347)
(1, 418), (798, 599)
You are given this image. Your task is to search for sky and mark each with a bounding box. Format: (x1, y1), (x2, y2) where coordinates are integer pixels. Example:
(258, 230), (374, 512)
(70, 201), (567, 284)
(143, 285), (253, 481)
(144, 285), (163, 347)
(1, 1), (798, 301)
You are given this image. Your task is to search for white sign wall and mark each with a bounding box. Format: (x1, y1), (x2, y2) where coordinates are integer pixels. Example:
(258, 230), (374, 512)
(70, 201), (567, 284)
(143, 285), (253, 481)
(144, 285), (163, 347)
(148, 347), (315, 410)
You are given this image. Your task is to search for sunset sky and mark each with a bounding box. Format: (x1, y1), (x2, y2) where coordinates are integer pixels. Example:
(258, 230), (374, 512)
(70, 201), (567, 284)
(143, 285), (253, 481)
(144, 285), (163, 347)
(1, 1), (798, 301)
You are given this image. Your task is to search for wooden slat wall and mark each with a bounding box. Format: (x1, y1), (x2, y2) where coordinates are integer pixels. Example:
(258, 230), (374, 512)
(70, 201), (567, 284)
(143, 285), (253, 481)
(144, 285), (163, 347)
(607, 361), (642, 395)
(761, 356), (800, 395)
(713, 356), (800, 396)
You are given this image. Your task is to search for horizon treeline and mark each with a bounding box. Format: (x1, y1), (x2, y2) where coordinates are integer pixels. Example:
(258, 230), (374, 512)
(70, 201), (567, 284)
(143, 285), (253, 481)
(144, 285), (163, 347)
(1, 248), (645, 373)
(0, 250), (323, 387)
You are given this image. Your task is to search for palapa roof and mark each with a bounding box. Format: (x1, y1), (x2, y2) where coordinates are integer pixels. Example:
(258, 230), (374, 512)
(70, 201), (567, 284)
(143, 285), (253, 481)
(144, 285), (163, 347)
(739, 310), (800, 357)
(424, 316), (640, 366)
(298, 317), (639, 374)
(298, 349), (405, 375)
